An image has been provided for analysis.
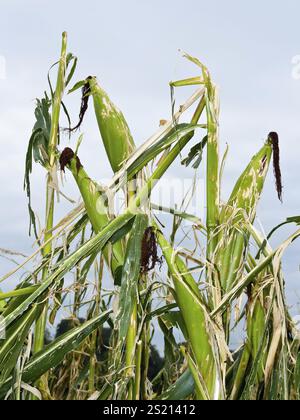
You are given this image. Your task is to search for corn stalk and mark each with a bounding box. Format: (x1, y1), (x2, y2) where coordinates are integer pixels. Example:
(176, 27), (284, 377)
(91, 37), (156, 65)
(0, 35), (299, 401)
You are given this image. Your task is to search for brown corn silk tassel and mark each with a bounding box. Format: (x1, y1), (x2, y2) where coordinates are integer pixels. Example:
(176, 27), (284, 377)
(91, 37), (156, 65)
(68, 77), (92, 132)
(59, 147), (82, 172)
(269, 132), (283, 202)
(141, 227), (162, 273)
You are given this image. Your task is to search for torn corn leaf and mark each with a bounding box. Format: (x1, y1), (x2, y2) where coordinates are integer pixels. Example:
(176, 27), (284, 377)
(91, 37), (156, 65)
(117, 214), (148, 340)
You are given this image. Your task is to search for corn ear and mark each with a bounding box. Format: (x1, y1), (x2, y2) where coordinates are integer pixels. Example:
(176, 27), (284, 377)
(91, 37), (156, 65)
(88, 77), (135, 173)
(246, 293), (268, 380)
(218, 137), (274, 293)
(157, 229), (220, 400)
(61, 149), (124, 278)
(222, 139), (273, 223)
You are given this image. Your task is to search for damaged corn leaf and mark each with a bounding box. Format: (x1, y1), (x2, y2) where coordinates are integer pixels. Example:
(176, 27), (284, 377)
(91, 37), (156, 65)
(0, 306), (40, 386)
(117, 214), (148, 341)
(0, 310), (112, 398)
(24, 93), (51, 236)
(181, 135), (208, 168)
(2, 37), (299, 402)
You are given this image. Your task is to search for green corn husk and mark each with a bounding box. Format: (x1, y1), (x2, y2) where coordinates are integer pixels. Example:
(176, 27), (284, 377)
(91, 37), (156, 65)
(62, 150), (124, 278)
(246, 292), (268, 380)
(223, 141), (273, 221)
(218, 137), (274, 293)
(157, 230), (220, 400)
(88, 77), (135, 173)
(231, 283), (269, 399)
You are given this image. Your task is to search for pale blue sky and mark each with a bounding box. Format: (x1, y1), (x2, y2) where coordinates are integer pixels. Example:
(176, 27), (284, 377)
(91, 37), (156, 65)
(0, 0), (300, 310)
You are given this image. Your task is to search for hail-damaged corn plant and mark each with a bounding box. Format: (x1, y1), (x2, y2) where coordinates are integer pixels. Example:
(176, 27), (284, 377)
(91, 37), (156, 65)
(0, 33), (299, 401)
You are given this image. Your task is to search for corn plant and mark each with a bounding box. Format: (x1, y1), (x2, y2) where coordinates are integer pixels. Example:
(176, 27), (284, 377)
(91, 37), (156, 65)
(0, 33), (299, 400)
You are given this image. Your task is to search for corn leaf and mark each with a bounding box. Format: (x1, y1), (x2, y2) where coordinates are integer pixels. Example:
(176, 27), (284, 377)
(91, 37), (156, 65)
(0, 310), (112, 397)
(117, 214), (148, 340)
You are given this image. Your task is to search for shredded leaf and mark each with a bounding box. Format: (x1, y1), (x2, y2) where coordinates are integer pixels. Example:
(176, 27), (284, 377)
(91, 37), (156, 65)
(24, 93), (52, 237)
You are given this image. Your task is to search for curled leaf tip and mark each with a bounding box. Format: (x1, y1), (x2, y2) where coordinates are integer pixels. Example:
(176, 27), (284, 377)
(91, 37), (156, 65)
(268, 132), (283, 202)
(60, 147), (82, 172)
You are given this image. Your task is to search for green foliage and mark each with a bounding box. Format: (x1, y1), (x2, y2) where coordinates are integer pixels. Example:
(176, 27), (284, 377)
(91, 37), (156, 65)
(24, 93), (51, 236)
(0, 34), (299, 401)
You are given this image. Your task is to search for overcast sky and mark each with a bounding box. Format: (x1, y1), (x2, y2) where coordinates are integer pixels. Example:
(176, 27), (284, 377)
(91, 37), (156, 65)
(0, 0), (300, 310)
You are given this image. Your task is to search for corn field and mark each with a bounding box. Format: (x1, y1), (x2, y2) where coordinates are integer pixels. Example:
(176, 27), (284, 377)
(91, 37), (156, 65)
(0, 32), (300, 401)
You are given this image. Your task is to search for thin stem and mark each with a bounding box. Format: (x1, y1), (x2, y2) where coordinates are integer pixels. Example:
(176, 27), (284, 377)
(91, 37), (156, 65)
(89, 256), (104, 394)
(125, 301), (137, 400)
(140, 305), (151, 400)
(206, 83), (220, 260)
(134, 341), (143, 400)
(125, 177), (138, 398)
(33, 32), (67, 358)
